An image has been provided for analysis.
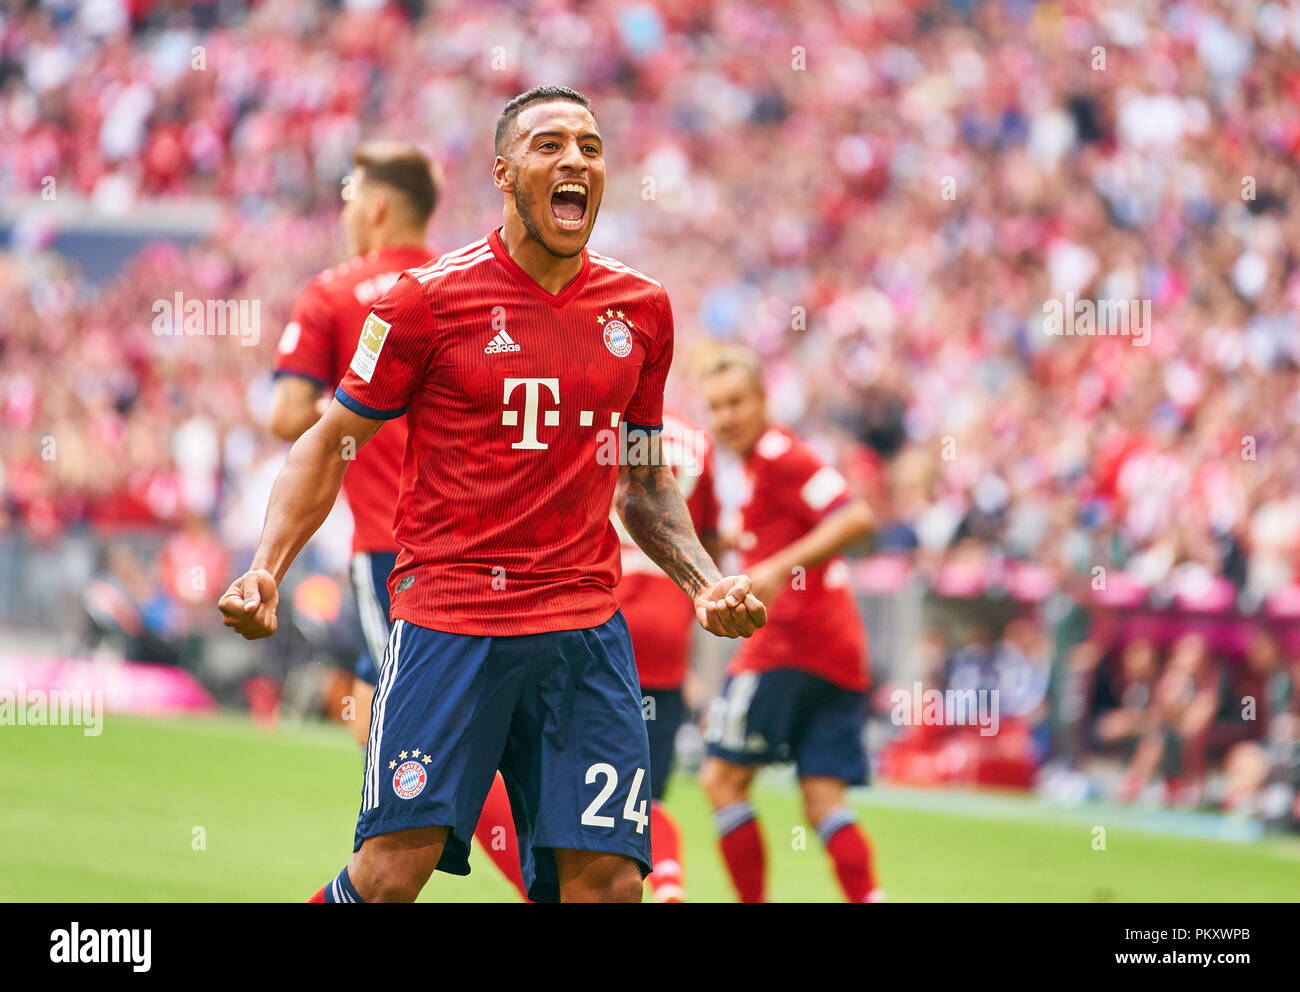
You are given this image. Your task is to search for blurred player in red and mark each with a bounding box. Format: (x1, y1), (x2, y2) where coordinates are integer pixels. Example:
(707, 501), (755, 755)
(696, 345), (881, 903)
(221, 87), (765, 903)
(613, 409), (718, 902)
(269, 141), (528, 901)
(271, 141), (432, 746)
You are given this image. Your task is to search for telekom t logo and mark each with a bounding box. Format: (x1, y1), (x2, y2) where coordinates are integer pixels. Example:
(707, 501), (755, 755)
(501, 378), (560, 449)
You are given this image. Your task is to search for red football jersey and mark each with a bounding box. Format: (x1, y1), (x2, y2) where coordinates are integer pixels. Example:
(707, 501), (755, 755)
(614, 409), (719, 690)
(729, 425), (869, 692)
(335, 230), (674, 636)
(275, 244), (432, 554)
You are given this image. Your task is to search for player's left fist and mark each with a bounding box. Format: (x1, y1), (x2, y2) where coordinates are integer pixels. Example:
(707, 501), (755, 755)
(695, 574), (767, 639)
(218, 569), (280, 640)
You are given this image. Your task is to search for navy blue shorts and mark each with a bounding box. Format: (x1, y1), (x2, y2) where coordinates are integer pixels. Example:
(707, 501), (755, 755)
(642, 688), (685, 801)
(350, 551), (397, 687)
(356, 611), (653, 902)
(704, 669), (868, 785)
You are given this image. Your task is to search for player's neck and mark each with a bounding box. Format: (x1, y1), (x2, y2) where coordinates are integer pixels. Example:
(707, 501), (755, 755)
(361, 229), (427, 256)
(737, 422), (769, 460)
(498, 219), (584, 295)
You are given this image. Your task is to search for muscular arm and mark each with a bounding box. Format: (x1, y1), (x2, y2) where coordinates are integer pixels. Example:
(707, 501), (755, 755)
(253, 399), (382, 581)
(219, 400), (383, 637)
(748, 498), (873, 605)
(764, 498), (874, 575)
(700, 530), (723, 566)
(615, 432), (766, 638)
(616, 459), (721, 601)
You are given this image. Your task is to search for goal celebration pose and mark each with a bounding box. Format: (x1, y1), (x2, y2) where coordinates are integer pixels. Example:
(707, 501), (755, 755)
(220, 86), (766, 903)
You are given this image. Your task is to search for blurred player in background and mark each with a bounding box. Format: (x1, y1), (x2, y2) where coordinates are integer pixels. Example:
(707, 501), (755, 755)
(271, 141), (435, 745)
(613, 409), (718, 902)
(268, 140), (528, 901)
(696, 345), (880, 903)
(221, 86), (765, 903)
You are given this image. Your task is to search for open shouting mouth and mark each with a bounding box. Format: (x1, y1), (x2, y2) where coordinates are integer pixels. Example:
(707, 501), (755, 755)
(550, 182), (588, 230)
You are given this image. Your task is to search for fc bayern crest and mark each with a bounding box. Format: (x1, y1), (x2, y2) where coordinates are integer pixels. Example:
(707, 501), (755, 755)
(603, 319), (633, 357)
(392, 760), (427, 800)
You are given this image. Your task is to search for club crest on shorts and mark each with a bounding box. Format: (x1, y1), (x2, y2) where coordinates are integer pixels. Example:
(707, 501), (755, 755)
(392, 758), (427, 800)
(597, 309), (634, 357)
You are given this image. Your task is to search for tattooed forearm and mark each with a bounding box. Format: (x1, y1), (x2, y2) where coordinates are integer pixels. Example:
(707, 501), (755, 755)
(616, 461), (722, 601)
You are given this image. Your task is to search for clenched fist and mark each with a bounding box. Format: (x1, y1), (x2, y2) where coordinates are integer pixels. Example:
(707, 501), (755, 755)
(218, 569), (280, 640)
(695, 574), (768, 638)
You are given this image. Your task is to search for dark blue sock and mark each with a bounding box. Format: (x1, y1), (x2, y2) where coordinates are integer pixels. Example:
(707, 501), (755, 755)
(323, 866), (365, 903)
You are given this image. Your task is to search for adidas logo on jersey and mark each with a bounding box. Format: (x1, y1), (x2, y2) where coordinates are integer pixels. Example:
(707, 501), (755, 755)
(484, 330), (521, 354)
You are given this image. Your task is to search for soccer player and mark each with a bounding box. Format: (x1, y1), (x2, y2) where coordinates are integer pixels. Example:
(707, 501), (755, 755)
(270, 141), (436, 747)
(695, 344), (881, 903)
(613, 409), (718, 902)
(219, 85), (766, 904)
(268, 141), (530, 901)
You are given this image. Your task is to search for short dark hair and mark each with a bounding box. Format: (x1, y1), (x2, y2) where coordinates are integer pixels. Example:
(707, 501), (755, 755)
(352, 141), (439, 222)
(494, 85), (592, 157)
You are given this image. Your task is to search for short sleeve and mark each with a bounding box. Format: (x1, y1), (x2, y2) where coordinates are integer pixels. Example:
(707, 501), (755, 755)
(768, 439), (851, 526)
(623, 290), (674, 433)
(273, 278), (335, 386)
(335, 273), (434, 420)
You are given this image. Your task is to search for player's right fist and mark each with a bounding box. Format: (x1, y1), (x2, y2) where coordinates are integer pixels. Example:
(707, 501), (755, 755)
(695, 574), (768, 639)
(218, 569), (280, 640)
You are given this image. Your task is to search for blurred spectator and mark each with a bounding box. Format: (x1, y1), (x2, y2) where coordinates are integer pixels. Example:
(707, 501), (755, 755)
(1223, 641), (1300, 827)
(1092, 636), (1158, 774)
(81, 541), (181, 665)
(993, 617), (1051, 761)
(1115, 633), (1221, 807)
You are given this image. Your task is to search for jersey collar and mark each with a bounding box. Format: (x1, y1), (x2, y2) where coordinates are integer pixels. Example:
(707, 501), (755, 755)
(489, 227), (591, 309)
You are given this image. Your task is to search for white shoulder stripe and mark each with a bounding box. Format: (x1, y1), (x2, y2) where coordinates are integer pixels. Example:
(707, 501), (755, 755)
(409, 239), (490, 280)
(423, 247), (494, 280)
(588, 252), (663, 289)
(426, 244), (493, 271)
(410, 239), (489, 276)
(414, 244), (493, 284)
(588, 250), (653, 275)
(429, 237), (489, 265)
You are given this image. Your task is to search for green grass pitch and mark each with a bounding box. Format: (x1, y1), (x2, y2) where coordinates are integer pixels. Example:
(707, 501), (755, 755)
(3, 714), (1299, 902)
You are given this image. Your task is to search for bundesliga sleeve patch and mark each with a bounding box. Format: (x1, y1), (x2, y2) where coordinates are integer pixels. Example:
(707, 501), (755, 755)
(350, 312), (392, 383)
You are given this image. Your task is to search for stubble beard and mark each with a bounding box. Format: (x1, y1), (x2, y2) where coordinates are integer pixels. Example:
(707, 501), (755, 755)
(514, 178), (588, 260)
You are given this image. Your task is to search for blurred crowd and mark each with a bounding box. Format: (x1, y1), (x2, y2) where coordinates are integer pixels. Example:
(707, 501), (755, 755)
(888, 611), (1300, 825)
(3, 0), (1300, 814)
(1062, 626), (1300, 823)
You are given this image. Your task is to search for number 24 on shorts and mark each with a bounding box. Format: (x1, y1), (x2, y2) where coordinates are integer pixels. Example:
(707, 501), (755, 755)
(581, 762), (649, 834)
